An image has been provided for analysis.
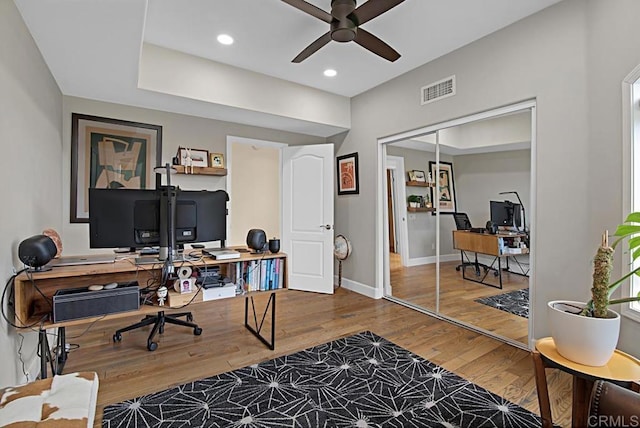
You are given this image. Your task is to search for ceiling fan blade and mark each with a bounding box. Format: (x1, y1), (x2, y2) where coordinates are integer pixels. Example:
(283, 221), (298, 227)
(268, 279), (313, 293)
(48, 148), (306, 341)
(353, 0), (405, 25)
(292, 31), (332, 63)
(280, 0), (333, 23)
(354, 28), (400, 62)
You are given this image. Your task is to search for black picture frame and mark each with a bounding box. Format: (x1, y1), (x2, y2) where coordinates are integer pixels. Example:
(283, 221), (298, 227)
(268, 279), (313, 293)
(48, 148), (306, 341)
(429, 161), (457, 214)
(337, 152), (359, 195)
(70, 113), (162, 223)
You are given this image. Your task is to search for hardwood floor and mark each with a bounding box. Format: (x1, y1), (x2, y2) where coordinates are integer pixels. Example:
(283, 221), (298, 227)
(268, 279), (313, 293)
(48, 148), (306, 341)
(389, 252), (529, 344)
(62, 287), (573, 427)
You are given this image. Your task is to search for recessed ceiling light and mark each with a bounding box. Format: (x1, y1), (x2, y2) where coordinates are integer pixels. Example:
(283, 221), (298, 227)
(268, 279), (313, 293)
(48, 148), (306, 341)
(324, 69), (337, 77)
(217, 34), (234, 45)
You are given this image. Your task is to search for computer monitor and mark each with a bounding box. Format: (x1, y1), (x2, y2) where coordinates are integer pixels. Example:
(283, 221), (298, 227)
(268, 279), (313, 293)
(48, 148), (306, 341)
(89, 187), (228, 249)
(489, 200), (522, 230)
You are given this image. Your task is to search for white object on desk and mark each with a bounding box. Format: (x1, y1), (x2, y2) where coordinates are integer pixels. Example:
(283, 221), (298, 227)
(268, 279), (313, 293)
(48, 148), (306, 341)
(204, 248), (240, 260)
(202, 283), (236, 301)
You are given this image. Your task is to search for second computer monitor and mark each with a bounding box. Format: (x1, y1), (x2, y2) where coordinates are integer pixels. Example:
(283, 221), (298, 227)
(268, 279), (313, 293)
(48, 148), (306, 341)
(490, 200), (522, 230)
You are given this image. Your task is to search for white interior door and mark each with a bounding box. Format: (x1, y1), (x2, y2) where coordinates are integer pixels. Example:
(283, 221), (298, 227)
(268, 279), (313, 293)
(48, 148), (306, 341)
(282, 144), (334, 294)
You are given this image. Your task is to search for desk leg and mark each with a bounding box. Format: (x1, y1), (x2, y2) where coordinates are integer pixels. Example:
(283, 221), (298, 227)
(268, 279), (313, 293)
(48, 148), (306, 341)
(39, 328), (48, 379)
(244, 293), (276, 350)
(531, 351), (553, 428)
(39, 326), (67, 379)
(572, 376), (593, 428)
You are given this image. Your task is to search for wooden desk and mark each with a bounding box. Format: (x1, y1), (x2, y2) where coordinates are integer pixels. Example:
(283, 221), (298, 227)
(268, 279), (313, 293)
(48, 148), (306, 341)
(532, 337), (640, 428)
(452, 230), (529, 288)
(14, 250), (287, 378)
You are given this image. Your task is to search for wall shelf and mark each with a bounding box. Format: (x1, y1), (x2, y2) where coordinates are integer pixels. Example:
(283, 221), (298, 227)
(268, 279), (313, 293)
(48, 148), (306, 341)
(174, 165), (227, 176)
(406, 181), (434, 187)
(407, 206), (435, 212)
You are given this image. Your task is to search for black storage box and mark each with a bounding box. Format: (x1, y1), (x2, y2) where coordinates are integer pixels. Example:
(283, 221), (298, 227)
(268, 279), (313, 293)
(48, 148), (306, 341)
(52, 281), (140, 322)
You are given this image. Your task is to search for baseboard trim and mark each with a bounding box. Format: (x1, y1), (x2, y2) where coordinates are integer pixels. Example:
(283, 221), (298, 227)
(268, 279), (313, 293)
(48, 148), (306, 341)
(406, 253), (459, 267)
(334, 276), (381, 299)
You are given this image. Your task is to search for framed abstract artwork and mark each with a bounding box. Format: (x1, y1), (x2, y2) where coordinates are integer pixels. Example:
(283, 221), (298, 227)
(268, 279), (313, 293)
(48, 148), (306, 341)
(337, 152), (359, 195)
(70, 113), (162, 223)
(429, 161), (457, 214)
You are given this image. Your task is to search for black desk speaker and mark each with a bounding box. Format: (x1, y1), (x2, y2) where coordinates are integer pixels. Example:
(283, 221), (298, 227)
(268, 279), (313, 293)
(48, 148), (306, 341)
(246, 229), (267, 252)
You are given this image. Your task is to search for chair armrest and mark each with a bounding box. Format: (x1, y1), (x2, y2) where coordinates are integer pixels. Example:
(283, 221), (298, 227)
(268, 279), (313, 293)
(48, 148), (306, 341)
(588, 380), (640, 427)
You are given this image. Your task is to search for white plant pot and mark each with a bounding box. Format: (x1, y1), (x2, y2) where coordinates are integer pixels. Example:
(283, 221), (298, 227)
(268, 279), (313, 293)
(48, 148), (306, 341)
(548, 300), (620, 366)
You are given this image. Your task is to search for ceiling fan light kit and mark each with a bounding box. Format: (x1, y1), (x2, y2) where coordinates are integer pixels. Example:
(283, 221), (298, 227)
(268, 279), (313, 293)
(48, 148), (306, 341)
(281, 0), (405, 63)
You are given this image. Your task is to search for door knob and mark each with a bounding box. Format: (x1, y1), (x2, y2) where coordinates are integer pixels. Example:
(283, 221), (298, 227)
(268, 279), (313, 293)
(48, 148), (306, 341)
(320, 225), (332, 230)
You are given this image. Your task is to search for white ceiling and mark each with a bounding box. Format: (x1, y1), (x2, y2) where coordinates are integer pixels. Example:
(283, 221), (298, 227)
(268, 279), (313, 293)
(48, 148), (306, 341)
(15, 0), (561, 136)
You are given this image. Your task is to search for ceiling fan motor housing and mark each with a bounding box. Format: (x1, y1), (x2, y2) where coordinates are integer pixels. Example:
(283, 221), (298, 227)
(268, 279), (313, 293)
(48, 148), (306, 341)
(330, 19), (357, 42)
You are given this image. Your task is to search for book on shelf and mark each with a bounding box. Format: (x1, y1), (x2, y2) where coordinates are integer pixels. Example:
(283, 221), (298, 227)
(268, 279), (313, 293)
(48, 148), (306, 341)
(234, 258), (284, 292)
(203, 248), (240, 260)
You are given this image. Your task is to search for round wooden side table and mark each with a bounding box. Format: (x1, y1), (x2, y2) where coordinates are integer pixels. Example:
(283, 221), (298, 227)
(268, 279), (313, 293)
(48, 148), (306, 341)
(532, 337), (640, 428)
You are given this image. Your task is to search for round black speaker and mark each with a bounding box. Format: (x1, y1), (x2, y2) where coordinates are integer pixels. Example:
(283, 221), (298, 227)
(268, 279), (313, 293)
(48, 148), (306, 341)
(246, 229), (267, 253)
(18, 235), (57, 269)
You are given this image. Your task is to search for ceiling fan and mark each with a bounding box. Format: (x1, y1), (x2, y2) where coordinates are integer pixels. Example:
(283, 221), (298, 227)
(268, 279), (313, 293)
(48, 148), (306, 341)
(281, 0), (405, 63)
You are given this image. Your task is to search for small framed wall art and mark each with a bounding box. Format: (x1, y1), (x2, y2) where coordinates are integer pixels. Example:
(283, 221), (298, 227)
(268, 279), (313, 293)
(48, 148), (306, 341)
(337, 152), (359, 195)
(177, 147), (209, 167)
(209, 152), (225, 168)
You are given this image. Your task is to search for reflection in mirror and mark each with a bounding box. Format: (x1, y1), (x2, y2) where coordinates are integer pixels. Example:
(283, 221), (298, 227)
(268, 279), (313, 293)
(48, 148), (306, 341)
(383, 110), (531, 346)
(385, 133), (438, 311)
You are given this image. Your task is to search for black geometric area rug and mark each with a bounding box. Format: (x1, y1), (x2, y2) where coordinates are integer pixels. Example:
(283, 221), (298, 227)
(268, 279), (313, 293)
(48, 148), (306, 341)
(475, 288), (529, 319)
(102, 331), (542, 427)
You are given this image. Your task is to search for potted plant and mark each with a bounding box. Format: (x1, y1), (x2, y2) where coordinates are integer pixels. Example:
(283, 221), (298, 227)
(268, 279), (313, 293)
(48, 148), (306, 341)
(407, 195), (421, 208)
(548, 212), (640, 366)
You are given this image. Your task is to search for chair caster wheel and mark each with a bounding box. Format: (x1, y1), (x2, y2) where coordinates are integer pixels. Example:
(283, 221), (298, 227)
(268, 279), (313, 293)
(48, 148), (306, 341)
(455, 266), (461, 271)
(194, 327), (202, 336)
(187, 314), (193, 322)
(494, 271), (499, 277)
(147, 342), (158, 351)
(113, 333), (122, 342)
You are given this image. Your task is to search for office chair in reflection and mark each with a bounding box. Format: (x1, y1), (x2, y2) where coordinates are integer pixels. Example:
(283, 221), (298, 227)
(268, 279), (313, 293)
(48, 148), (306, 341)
(453, 212), (492, 276)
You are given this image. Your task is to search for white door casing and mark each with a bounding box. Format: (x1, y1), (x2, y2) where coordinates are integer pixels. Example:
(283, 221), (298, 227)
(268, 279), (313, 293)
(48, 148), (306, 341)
(282, 144), (334, 294)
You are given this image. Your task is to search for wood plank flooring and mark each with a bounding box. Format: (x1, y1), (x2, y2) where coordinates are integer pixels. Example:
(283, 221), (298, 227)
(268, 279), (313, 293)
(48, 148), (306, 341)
(389, 252), (529, 344)
(62, 287), (573, 427)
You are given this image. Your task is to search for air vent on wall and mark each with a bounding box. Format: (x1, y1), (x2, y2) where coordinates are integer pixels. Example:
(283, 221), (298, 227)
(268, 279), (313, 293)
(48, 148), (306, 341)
(421, 75), (456, 105)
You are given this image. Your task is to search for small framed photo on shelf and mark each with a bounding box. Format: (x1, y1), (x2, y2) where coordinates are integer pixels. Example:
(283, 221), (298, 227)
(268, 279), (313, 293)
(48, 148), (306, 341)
(177, 147), (209, 167)
(209, 152), (225, 168)
(409, 170), (426, 182)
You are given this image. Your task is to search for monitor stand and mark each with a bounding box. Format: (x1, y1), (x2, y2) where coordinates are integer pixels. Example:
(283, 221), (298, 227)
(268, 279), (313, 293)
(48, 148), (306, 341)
(136, 252), (189, 265)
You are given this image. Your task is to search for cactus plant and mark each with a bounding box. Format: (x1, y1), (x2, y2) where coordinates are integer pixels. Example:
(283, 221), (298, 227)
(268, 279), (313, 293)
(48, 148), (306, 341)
(580, 212), (640, 317)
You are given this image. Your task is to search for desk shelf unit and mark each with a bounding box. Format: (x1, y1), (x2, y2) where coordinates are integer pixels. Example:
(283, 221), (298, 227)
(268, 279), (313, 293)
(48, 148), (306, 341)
(14, 251), (287, 377)
(14, 251), (286, 329)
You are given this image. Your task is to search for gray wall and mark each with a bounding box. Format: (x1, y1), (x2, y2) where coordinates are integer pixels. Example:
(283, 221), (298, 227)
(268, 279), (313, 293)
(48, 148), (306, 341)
(0, 0), (63, 387)
(335, 0), (640, 353)
(61, 96), (326, 255)
(456, 150), (531, 229)
(585, 0), (640, 353)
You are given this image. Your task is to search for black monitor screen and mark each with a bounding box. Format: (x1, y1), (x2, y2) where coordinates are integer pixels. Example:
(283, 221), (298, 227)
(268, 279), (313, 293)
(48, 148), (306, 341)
(490, 200), (522, 230)
(89, 188), (228, 249)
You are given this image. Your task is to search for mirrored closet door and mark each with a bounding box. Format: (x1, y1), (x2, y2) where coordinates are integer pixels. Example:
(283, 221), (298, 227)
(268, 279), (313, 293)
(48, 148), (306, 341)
(381, 102), (534, 348)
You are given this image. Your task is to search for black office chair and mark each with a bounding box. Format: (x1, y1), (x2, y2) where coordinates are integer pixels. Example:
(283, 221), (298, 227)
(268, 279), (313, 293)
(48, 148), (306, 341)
(113, 288), (202, 351)
(453, 212), (491, 275)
